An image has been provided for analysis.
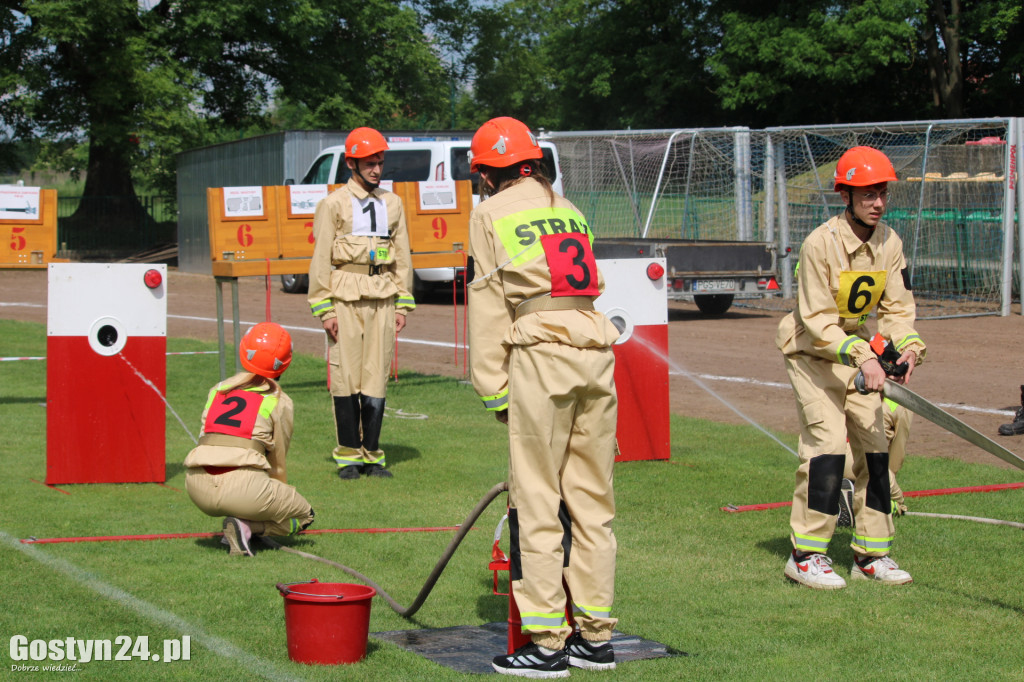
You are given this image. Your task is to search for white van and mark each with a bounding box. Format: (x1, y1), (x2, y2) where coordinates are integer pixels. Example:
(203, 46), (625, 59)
(282, 137), (563, 295)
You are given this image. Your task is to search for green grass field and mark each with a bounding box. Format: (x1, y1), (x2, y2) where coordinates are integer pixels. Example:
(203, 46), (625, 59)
(1, 318), (1023, 680)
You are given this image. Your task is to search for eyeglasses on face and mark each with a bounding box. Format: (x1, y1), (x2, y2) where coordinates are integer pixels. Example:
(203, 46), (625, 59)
(854, 189), (889, 202)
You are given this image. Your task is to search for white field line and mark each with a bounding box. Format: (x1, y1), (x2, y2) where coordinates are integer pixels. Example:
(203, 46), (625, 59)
(4, 303), (1013, 417)
(0, 530), (301, 681)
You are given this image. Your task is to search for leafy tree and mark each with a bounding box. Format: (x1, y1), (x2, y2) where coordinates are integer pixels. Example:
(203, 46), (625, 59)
(922, 0), (1022, 117)
(707, 0), (926, 124)
(0, 0), (448, 235)
(455, 0), (728, 131)
(708, 0), (1023, 123)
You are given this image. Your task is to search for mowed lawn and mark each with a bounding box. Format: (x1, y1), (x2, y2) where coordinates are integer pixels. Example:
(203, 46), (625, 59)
(1, 318), (1023, 681)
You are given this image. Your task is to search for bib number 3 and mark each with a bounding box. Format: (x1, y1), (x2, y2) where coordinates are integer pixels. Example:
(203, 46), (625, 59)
(541, 233), (599, 296)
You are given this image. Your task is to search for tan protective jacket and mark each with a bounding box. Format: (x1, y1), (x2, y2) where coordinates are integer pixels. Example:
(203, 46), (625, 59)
(467, 178), (620, 410)
(776, 213), (926, 367)
(182, 373), (294, 483)
(307, 178), (415, 321)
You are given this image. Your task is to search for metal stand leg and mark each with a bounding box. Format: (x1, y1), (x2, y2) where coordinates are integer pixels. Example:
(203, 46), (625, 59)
(215, 277), (226, 381)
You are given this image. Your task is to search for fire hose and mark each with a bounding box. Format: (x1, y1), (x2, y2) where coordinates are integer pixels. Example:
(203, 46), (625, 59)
(260, 481), (508, 619)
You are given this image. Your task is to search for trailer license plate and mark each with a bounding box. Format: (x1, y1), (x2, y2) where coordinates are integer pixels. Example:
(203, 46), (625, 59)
(696, 279), (735, 292)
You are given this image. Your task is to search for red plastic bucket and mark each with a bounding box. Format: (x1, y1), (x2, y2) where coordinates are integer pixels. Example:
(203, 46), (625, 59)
(276, 579), (377, 665)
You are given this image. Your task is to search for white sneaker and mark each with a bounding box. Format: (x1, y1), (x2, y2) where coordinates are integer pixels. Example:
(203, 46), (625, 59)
(784, 553), (847, 590)
(222, 517), (253, 557)
(851, 555), (912, 584)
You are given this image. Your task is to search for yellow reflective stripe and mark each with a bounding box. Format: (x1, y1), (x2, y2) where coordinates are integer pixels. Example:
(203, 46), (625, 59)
(396, 296), (416, 309)
(332, 447), (363, 466)
(792, 532), (830, 552)
(572, 603), (612, 619)
(851, 533), (894, 553)
(363, 450), (385, 465)
(520, 611), (567, 630)
(257, 393), (277, 419)
(894, 334), (923, 352)
(837, 336), (865, 367)
(481, 389), (509, 411)
(310, 299), (333, 316)
(492, 206), (594, 267)
(883, 397), (899, 412)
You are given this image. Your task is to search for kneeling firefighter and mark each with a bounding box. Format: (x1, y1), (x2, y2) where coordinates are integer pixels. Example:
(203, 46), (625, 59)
(184, 322), (316, 556)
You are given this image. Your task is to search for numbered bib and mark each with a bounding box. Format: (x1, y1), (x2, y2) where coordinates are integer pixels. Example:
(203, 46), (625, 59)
(836, 270), (887, 318)
(203, 390), (263, 439)
(541, 233), (600, 296)
(351, 195), (389, 237)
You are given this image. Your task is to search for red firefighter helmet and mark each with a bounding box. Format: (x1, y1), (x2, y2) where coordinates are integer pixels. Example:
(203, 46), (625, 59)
(345, 127), (389, 159)
(834, 146), (898, 190)
(239, 322), (292, 379)
(470, 117), (543, 172)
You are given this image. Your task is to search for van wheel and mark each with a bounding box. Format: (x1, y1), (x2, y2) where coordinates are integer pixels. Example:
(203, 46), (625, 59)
(694, 294), (733, 316)
(280, 274), (308, 294)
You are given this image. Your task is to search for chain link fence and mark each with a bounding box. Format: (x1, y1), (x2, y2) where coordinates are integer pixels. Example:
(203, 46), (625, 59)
(546, 118), (1021, 318)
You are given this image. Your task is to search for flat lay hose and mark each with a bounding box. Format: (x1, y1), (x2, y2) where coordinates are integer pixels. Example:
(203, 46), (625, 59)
(262, 481), (509, 618)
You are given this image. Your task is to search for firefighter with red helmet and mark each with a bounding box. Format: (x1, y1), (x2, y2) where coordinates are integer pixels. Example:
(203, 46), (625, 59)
(183, 322), (315, 557)
(467, 116), (620, 676)
(776, 146), (926, 589)
(307, 127), (415, 480)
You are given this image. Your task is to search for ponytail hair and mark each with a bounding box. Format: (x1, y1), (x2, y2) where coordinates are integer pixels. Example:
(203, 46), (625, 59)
(477, 159), (556, 207)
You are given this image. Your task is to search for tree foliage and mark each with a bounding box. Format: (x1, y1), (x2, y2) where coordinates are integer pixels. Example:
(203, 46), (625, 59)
(708, 0), (1022, 123)
(1, 0), (449, 206)
(1, 0), (1020, 218)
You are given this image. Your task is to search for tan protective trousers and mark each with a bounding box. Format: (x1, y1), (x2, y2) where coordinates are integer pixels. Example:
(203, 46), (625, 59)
(844, 402), (913, 512)
(785, 352), (895, 557)
(507, 342), (618, 650)
(328, 298), (395, 399)
(185, 467), (314, 536)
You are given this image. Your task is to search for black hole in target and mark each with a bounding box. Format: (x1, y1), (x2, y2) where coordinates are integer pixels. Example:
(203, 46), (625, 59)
(97, 325), (118, 347)
(609, 316), (627, 334)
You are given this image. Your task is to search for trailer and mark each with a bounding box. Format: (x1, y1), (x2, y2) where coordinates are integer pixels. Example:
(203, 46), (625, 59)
(592, 238), (780, 315)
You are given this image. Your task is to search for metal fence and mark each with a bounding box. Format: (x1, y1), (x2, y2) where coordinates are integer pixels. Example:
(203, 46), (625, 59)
(56, 195), (176, 256)
(545, 118), (1022, 317)
(765, 118), (1019, 317)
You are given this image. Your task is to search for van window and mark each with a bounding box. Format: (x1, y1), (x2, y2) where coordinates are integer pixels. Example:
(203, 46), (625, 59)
(382, 150), (432, 182)
(450, 146), (476, 184)
(302, 154), (334, 184)
(451, 146), (558, 184)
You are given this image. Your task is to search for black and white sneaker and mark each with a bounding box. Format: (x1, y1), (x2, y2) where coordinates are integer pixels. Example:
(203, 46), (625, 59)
(565, 632), (615, 670)
(492, 642), (569, 678)
(836, 478), (854, 528)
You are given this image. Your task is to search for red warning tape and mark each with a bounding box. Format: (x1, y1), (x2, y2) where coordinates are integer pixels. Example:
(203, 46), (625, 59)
(721, 481), (1024, 513)
(19, 526), (465, 545)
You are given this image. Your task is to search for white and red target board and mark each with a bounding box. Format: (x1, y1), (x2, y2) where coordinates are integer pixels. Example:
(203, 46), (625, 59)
(595, 258), (670, 462)
(46, 264), (168, 484)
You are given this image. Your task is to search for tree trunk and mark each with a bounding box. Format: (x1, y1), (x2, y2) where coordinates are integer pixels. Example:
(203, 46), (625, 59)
(65, 135), (148, 251)
(923, 0), (965, 118)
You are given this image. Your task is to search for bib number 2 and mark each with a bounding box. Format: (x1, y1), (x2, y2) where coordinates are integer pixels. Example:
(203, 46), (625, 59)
(541, 233), (599, 296)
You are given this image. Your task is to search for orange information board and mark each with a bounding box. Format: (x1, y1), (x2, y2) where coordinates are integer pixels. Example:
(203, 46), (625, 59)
(207, 182), (475, 277)
(1, 188), (62, 268)
(392, 180), (473, 269)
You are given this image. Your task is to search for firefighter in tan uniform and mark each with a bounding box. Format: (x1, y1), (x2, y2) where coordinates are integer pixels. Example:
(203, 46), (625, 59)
(184, 323), (315, 557)
(466, 117), (620, 677)
(307, 127), (415, 480)
(777, 146), (926, 590)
